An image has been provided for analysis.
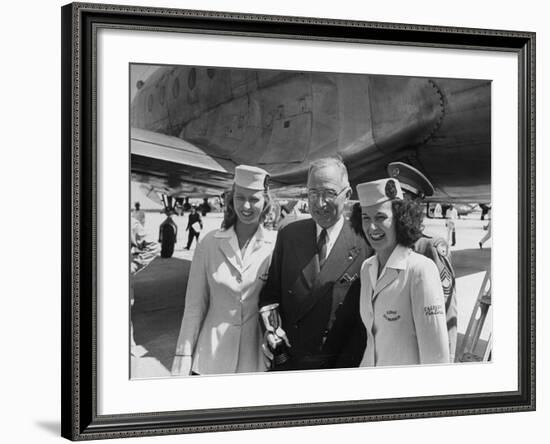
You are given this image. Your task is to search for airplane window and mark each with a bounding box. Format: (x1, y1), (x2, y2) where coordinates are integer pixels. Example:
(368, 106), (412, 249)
(172, 77), (180, 98)
(159, 86), (165, 105)
(188, 68), (196, 90)
(147, 94), (153, 112)
(207, 68), (215, 79)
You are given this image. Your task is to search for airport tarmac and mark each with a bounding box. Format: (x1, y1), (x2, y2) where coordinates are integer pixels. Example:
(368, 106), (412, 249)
(131, 211), (492, 378)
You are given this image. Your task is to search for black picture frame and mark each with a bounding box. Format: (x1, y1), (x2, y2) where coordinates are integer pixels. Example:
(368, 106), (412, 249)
(61, 2), (536, 440)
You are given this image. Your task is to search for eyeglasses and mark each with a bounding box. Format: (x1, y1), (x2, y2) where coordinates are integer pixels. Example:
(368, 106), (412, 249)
(307, 187), (348, 202)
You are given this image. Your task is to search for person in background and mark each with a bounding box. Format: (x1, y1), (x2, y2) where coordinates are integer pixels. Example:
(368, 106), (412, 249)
(185, 206), (203, 250)
(259, 157), (369, 370)
(158, 207), (178, 258)
(172, 165), (275, 375)
(130, 216), (160, 355)
(355, 177), (449, 366)
(479, 207), (492, 248)
(445, 204), (458, 246)
(133, 201), (146, 227)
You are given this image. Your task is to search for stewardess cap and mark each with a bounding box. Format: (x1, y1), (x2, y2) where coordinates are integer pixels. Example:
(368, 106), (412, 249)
(357, 178), (403, 207)
(234, 165), (269, 190)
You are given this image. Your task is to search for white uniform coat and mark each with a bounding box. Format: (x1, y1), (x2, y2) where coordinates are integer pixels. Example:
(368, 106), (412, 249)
(175, 225), (275, 374)
(360, 245), (450, 367)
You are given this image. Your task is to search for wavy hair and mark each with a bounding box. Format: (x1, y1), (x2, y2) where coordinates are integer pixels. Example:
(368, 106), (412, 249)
(221, 184), (273, 230)
(392, 198), (424, 247)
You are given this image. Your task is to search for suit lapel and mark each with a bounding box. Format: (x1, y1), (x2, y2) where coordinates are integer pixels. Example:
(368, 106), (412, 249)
(298, 220), (319, 291)
(296, 222), (361, 321)
(217, 229), (242, 273)
(314, 224), (360, 291)
(372, 268), (399, 301)
(371, 245), (410, 301)
(241, 227), (272, 273)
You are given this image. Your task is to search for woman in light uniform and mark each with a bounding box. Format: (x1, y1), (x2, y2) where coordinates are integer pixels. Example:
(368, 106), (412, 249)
(356, 178), (450, 367)
(171, 165), (275, 375)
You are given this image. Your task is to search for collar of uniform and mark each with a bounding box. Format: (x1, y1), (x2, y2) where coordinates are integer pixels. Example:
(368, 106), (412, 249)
(384, 244), (410, 271)
(214, 224), (273, 243)
(315, 215), (344, 244)
(254, 224), (271, 243)
(214, 227), (235, 239)
(364, 244), (410, 289)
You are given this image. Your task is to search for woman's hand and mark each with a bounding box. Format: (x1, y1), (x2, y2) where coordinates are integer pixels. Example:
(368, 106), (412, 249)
(171, 355), (192, 376)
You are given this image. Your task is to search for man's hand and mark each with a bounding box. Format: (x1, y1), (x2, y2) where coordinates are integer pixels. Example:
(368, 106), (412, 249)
(261, 328), (291, 368)
(261, 331), (275, 362)
(259, 303), (291, 367)
(171, 355), (192, 376)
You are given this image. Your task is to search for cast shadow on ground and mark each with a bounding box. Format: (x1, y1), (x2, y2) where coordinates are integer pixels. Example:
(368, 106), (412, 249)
(452, 247), (491, 279)
(132, 256), (191, 373)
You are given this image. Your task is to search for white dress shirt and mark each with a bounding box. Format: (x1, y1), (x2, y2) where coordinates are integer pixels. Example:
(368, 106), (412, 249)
(315, 216), (344, 259)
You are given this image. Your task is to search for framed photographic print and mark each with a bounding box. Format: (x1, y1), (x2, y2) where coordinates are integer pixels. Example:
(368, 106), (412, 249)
(61, 2), (535, 440)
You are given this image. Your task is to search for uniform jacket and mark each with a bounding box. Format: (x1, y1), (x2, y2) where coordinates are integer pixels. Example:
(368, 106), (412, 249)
(414, 236), (458, 362)
(259, 218), (369, 370)
(186, 212), (203, 232)
(359, 245), (450, 367)
(175, 225), (275, 375)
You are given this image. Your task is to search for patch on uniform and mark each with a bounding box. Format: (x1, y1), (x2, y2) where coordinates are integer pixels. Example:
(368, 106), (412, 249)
(340, 272), (358, 284)
(424, 305), (445, 316)
(383, 310), (401, 321)
(385, 179), (397, 199)
(440, 267), (452, 298)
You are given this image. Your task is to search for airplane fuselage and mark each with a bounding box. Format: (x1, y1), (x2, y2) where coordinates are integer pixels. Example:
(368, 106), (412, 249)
(131, 65), (491, 202)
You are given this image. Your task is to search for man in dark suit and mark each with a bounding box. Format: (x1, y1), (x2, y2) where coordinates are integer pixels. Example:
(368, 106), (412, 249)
(185, 206), (203, 250)
(259, 157), (369, 370)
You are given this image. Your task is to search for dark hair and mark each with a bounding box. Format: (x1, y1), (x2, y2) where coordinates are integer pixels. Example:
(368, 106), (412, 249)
(349, 202), (366, 241)
(221, 184), (273, 230)
(392, 198), (424, 247)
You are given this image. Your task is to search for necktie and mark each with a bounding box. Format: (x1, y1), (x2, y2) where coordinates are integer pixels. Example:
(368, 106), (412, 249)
(317, 228), (328, 268)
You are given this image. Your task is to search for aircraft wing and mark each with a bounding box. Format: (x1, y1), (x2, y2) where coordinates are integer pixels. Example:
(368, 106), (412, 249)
(131, 128), (235, 197)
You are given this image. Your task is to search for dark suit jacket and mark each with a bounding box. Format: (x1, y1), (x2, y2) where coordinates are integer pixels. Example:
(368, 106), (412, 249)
(259, 218), (369, 370)
(186, 213), (203, 232)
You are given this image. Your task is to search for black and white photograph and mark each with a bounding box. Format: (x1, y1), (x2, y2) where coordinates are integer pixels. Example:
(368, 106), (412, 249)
(129, 64), (492, 379)
(53, 1), (537, 441)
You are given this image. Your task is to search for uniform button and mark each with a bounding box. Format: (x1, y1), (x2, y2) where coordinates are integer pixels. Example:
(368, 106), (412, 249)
(288, 290), (293, 295)
(236, 275), (242, 283)
(324, 329), (329, 335)
(339, 302), (344, 306)
(294, 324), (298, 329)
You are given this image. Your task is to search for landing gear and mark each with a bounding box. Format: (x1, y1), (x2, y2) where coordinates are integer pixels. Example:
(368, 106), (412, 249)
(160, 223), (177, 258)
